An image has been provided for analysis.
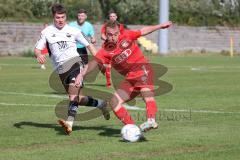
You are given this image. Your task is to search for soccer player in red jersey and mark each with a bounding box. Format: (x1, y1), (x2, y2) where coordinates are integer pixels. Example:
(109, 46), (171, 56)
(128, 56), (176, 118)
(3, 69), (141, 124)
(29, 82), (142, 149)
(100, 10), (124, 88)
(76, 20), (172, 132)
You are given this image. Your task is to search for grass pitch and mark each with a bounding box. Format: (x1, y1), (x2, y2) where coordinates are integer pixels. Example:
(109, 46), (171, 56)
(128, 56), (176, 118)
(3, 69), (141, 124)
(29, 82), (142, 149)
(0, 54), (240, 160)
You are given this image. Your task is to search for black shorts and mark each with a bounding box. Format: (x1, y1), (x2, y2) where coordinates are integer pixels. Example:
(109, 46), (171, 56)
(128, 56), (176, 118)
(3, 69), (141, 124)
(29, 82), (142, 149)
(59, 61), (84, 92)
(77, 47), (88, 65)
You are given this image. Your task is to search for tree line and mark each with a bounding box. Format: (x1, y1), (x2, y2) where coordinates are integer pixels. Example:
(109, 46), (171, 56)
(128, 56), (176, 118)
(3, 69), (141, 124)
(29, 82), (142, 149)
(0, 0), (239, 26)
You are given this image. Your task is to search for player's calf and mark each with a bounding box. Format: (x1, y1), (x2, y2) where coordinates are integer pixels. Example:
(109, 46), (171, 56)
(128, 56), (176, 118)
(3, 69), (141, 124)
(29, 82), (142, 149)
(97, 99), (110, 120)
(81, 96), (110, 120)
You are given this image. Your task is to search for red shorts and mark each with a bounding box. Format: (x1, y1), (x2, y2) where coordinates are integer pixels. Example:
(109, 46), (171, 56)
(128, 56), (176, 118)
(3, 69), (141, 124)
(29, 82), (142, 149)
(118, 64), (154, 99)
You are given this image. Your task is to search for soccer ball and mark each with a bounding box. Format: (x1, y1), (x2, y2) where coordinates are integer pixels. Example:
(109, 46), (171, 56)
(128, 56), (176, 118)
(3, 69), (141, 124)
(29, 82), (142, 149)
(121, 124), (142, 142)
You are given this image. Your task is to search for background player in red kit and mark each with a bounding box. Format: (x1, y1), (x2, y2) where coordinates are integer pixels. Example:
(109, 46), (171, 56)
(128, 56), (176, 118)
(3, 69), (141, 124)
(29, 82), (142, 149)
(39, 23), (49, 70)
(100, 10), (124, 42)
(76, 20), (172, 132)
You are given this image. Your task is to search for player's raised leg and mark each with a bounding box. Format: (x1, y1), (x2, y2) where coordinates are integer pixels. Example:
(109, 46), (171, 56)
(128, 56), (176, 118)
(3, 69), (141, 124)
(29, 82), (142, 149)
(78, 95), (110, 120)
(110, 89), (134, 125)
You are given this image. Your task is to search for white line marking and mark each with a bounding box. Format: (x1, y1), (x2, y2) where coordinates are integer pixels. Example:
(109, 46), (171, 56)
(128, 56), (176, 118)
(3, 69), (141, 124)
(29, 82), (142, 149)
(124, 105), (145, 110)
(0, 63), (38, 66)
(168, 66), (240, 69)
(0, 91), (67, 99)
(0, 102), (53, 107)
(124, 105), (240, 114)
(1, 91), (239, 114)
(191, 68), (202, 71)
(162, 108), (240, 114)
(0, 102), (239, 114)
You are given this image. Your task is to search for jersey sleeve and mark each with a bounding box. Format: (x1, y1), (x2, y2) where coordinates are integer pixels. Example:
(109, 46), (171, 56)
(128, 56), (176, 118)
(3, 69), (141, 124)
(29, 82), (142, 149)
(88, 23), (95, 36)
(128, 30), (141, 40)
(35, 32), (47, 50)
(119, 24), (125, 33)
(75, 31), (90, 47)
(94, 49), (110, 65)
(101, 24), (106, 34)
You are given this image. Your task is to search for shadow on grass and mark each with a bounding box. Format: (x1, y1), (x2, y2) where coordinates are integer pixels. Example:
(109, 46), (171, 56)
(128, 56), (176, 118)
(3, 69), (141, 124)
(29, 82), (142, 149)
(84, 83), (107, 87)
(119, 136), (148, 143)
(13, 121), (120, 137)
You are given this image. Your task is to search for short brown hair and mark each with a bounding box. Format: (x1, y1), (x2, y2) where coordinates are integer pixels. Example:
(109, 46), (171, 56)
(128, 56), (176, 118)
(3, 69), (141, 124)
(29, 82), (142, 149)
(51, 3), (66, 15)
(78, 9), (87, 14)
(108, 9), (117, 15)
(105, 20), (120, 29)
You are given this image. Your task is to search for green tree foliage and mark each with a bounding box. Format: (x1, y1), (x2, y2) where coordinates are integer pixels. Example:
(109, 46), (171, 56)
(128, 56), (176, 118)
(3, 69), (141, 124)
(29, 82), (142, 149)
(0, 0), (55, 21)
(62, 0), (99, 21)
(98, 0), (158, 24)
(170, 0), (240, 26)
(0, 0), (34, 20)
(31, 0), (53, 18)
(98, 0), (122, 19)
(98, 0), (240, 26)
(0, 0), (240, 26)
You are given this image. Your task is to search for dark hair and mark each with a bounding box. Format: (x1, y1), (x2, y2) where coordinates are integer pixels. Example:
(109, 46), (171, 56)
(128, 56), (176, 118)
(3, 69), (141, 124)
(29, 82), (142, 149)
(108, 9), (117, 15)
(105, 20), (120, 29)
(78, 9), (87, 14)
(51, 3), (66, 15)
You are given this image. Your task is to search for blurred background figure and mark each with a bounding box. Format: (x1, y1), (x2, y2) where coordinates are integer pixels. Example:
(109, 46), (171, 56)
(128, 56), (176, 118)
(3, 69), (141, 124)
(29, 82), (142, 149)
(40, 23), (49, 70)
(69, 9), (96, 65)
(101, 9), (124, 42)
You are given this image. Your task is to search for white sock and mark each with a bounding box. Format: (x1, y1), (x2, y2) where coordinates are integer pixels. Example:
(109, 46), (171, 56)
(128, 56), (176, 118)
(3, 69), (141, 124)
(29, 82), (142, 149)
(41, 64), (46, 69)
(66, 116), (74, 127)
(96, 99), (104, 108)
(147, 118), (156, 123)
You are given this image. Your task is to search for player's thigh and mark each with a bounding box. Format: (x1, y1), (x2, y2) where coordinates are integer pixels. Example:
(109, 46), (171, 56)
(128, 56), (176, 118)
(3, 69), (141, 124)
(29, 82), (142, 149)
(68, 84), (81, 101)
(110, 81), (132, 108)
(111, 88), (130, 108)
(59, 62), (82, 98)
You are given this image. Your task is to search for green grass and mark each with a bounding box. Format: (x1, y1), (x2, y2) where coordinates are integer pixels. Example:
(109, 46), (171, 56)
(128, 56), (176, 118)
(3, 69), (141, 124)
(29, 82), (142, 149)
(0, 55), (240, 160)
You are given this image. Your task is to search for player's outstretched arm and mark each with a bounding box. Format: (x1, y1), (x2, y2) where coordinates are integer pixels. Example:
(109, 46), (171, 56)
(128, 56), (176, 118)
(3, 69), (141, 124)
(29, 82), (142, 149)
(101, 33), (107, 42)
(91, 36), (96, 44)
(75, 59), (98, 87)
(86, 44), (97, 56)
(140, 21), (172, 36)
(83, 60), (99, 76)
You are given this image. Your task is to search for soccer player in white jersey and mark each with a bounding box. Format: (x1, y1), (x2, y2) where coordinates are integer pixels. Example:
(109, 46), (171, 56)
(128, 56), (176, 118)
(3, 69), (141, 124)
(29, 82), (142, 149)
(34, 3), (110, 135)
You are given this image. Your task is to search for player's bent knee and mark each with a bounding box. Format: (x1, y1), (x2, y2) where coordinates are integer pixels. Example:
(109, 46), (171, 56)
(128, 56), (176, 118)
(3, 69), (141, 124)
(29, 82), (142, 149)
(110, 96), (121, 110)
(69, 95), (78, 102)
(144, 97), (155, 102)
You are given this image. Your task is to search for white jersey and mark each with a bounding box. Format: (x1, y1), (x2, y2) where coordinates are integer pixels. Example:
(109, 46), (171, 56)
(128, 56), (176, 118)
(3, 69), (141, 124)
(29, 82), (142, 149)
(35, 24), (89, 73)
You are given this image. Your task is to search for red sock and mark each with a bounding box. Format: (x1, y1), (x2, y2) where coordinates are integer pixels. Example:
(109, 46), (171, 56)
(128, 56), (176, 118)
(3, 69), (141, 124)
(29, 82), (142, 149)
(146, 100), (158, 119)
(105, 67), (111, 86)
(114, 107), (134, 125)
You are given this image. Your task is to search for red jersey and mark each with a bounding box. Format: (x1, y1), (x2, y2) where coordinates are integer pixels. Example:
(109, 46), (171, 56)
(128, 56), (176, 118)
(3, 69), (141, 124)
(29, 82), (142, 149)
(95, 30), (149, 79)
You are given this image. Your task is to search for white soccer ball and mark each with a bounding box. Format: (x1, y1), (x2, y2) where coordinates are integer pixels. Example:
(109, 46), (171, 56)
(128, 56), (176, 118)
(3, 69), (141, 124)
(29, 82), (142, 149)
(121, 124), (142, 142)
